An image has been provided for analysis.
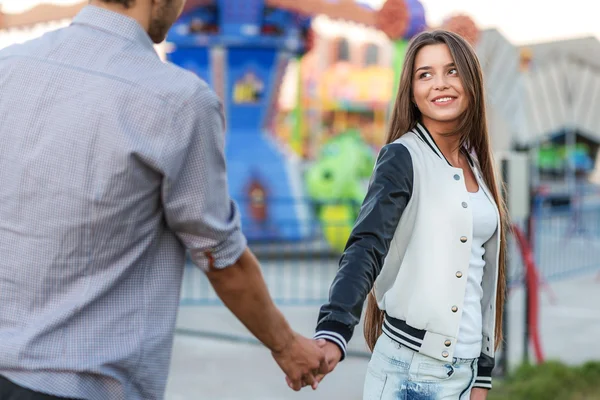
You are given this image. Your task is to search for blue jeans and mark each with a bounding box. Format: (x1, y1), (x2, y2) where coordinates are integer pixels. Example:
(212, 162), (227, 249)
(363, 334), (477, 400)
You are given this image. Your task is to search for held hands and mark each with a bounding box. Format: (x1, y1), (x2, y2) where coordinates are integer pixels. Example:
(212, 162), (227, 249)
(283, 338), (343, 391)
(271, 332), (329, 391)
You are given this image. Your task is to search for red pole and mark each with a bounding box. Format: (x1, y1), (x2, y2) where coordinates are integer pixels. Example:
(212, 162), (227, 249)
(512, 224), (545, 364)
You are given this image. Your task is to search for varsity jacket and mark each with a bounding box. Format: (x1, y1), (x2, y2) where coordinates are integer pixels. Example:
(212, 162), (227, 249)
(315, 123), (501, 390)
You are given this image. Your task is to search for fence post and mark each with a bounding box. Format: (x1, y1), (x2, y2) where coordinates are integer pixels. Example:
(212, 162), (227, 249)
(496, 151), (532, 375)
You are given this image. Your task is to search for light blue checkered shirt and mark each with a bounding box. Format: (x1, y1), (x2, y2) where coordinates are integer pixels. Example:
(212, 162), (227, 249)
(0, 6), (246, 400)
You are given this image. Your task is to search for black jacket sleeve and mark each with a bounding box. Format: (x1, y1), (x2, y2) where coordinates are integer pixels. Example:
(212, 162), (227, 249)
(314, 143), (414, 359)
(474, 353), (495, 389)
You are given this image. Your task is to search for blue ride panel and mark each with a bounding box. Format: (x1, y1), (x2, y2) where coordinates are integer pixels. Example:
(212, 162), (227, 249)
(224, 47), (308, 241)
(167, 47), (210, 84)
(226, 48), (274, 132)
(166, 0), (312, 242)
(219, 0), (265, 36)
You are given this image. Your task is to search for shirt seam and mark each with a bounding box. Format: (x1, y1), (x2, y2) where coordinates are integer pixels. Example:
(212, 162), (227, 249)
(0, 54), (183, 109)
(71, 20), (155, 52)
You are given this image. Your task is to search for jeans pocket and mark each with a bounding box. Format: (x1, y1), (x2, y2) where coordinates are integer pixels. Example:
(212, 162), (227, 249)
(363, 363), (388, 400)
(415, 362), (455, 383)
(374, 335), (414, 369)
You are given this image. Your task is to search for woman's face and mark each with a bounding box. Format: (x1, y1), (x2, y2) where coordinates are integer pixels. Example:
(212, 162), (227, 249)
(412, 43), (468, 126)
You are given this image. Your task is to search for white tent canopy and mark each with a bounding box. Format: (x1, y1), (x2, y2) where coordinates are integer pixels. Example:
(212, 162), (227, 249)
(476, 30), (600, 148)
(520, 56), (600, 146)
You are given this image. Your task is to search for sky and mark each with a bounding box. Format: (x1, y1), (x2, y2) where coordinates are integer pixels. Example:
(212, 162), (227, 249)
(0, 0), (597, 45)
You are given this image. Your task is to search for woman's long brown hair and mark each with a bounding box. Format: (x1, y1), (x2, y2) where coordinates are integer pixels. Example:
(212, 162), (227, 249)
(363, 30), (509, 352)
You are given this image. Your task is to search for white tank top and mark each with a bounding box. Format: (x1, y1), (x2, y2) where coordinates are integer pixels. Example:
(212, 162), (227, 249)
(454, 187), (498, 359)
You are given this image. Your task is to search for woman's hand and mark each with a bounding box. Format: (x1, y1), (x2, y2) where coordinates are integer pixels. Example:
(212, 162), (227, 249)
(471, 387), (488, 400)
(314, 339), (343, 384)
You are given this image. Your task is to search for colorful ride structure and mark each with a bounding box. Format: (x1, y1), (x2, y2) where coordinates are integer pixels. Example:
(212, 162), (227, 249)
(166, 0), (427, 244)
(305, 130), (375, 252)
(167, 0), (314, 242)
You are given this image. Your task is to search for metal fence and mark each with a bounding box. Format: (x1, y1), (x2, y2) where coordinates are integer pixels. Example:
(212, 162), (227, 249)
(532, 205), (600, 280)
(180, 236), (341, 307)
(179, 203), (600, 307)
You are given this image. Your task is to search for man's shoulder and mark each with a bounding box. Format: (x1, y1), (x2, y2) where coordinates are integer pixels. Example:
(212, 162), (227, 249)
(0, 35), (41, 58)
(0, 30), (217, 110)
(137, 60), (217, 107)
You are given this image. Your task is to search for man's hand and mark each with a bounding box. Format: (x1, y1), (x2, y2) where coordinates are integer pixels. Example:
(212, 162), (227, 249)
(471, 387), (488, 400)
(272, 333), (328, 391)
(206, 249), (328, 391)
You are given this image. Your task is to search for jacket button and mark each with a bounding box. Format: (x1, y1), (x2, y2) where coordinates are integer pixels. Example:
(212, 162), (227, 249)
(451, 306), (458, 313)
(442, 351), (449, 358)
(456, 271), (463, 278)
(460, 236), (467, 243)
(454, 174), (460, 181)
(444, 340), (451, 347)
(462, 202), (468, 208)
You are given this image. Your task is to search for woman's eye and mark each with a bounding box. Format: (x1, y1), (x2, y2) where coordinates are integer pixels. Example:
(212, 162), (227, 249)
(449, 68), (458, 75)
(419, 72), (431, 79)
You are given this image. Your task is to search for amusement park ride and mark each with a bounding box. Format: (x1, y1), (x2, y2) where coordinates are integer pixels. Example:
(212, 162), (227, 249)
(167, 0), (314, 242)
(166, 0), (426, 242)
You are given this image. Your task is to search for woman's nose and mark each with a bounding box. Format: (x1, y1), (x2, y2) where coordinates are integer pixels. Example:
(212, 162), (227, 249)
(433, 74), (449, 90)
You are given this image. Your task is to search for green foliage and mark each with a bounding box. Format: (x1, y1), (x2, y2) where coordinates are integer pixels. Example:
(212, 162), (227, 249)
(488, 361), (600, 400)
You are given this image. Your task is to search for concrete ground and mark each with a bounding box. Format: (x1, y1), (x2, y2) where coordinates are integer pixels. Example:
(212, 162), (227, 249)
(164, 272), (600, 399)
(165, 335), (368, 400)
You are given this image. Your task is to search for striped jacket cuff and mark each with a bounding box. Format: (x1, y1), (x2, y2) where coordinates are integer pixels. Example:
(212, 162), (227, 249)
(314, 320), (352, 362)
(473, 366), (493, 389)
(314, 331), (348, 361)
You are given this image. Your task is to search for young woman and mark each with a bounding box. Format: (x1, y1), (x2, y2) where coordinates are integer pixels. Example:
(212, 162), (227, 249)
(313, 30), (509, 400)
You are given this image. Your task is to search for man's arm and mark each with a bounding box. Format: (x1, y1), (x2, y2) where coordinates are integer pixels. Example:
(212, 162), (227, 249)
(205, 248), (292, 351)
(161, 87), (326, 390)
(205, 248), (328, 390)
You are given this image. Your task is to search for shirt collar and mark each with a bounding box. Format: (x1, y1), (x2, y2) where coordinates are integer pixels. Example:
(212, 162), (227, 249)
(72, 5), (156, 52)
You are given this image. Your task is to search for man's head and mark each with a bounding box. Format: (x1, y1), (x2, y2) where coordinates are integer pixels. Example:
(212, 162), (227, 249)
(94, 0), (186, 43)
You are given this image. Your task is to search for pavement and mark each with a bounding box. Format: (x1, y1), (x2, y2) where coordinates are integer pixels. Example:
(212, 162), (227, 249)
(165, 272), (600, 399)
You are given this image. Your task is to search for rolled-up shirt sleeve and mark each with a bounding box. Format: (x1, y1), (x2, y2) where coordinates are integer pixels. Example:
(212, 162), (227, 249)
(162, 86), (247, 271)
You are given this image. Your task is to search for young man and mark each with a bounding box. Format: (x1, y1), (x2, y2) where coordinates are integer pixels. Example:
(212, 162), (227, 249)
(0, 1), (328, 398)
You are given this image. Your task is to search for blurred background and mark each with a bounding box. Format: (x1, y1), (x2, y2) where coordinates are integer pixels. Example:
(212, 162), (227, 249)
(1, 0), (600, 399)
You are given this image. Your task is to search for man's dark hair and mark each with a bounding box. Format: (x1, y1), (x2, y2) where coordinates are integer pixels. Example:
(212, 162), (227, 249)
(99, 0), (136, 8)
